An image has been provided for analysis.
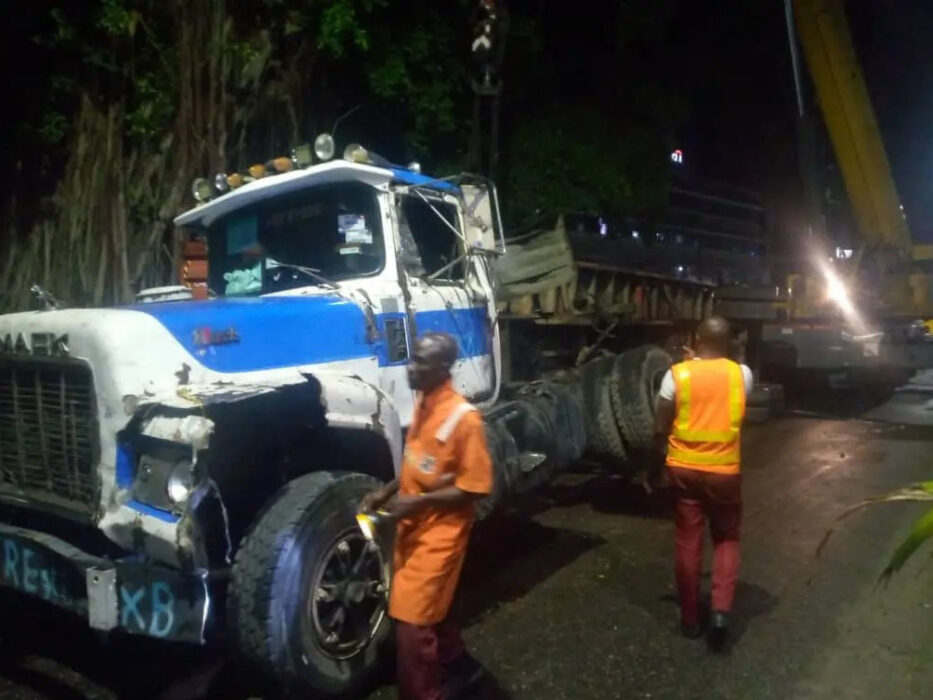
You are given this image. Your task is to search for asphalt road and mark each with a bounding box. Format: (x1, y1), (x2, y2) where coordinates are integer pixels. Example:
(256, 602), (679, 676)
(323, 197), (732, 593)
(0, 415), (932, 699)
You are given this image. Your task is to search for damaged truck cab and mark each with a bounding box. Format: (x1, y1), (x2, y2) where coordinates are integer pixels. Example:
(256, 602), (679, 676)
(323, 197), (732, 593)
(0, 149), (520, 695)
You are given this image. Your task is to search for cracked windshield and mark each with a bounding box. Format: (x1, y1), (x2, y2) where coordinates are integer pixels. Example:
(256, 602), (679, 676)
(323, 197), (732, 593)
(207, 181), (384, 296)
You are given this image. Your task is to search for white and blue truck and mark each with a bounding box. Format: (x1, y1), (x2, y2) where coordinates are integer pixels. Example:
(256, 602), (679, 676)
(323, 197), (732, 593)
(0, 136), (721, 697)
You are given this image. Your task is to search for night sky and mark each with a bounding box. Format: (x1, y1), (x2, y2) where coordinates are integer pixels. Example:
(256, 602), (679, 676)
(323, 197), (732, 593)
(672, 0), (933, 240)
(848, 0), (933, 239)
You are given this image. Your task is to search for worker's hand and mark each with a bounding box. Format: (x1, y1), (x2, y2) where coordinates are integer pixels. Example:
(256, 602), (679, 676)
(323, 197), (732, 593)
(682, 345), (696, 360)
(360, 487), (391, 514)
(382, 494), (424, 521)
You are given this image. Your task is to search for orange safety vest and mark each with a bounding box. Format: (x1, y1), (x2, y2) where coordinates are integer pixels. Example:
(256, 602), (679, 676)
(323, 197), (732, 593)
(666, 358), (746, 475)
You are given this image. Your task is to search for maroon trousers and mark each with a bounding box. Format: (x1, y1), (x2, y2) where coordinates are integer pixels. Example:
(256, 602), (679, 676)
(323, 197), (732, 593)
(395, 620), (466, 700)
(668, 466), (742, 627)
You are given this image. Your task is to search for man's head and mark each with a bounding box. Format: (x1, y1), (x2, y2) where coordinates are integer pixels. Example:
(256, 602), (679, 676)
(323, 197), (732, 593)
(695, 315), (731, 358)
(407, 332), (459, 392)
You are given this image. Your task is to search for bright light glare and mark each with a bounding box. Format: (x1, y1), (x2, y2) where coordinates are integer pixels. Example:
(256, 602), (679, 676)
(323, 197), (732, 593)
(817, 256), (866, 334)
(825, 269), (848, 305)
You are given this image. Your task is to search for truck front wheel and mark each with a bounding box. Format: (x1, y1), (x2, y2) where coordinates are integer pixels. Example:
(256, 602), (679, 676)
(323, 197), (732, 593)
(228, 471), (392, 698)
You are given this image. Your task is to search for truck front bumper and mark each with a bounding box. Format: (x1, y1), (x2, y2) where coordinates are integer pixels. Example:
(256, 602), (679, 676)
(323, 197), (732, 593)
(0, 522), (210, 643)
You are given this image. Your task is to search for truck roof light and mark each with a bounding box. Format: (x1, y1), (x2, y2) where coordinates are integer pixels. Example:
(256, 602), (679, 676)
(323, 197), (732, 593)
(214, 173), (230, 194)
(314, 133), (336, 161)
(248, 164), (267, 179)
(407, 161), (421, 173)
(227, 172), (245, 189)
(343, 143), (369, 164)
(191, 178), (213, 203)
(292, 143), (313, 168)
(271, 156), (293, 173)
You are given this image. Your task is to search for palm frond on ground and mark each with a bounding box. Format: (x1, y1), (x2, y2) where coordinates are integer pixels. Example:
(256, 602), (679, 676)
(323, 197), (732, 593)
(817, 481), (933, 583)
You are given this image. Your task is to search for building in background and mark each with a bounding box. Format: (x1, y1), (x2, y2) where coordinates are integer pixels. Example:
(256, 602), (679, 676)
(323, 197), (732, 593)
(563, 151), (771, 287)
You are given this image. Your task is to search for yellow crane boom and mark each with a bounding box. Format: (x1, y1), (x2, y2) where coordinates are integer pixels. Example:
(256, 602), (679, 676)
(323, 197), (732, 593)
(785, 0), (933, 318)
(792, 0), (910, 252)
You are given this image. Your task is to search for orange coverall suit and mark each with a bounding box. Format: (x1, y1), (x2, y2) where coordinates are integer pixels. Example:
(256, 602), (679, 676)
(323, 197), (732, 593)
(666, 358), (747, 628)
(390, 380), (493, 700)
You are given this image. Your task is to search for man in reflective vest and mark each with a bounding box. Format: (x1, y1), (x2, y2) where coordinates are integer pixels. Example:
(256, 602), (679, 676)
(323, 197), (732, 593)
(362, 332), (493, 699)
(654, 316), (753, 650)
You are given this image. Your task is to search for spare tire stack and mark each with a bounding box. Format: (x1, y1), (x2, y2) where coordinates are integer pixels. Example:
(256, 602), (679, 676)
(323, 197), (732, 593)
(580, 355), (629, 463)
(476, 346), (783, 518)
(610, 345), (673, 453)
(476, 379), (588, 520)
(514, 381), (587, 475)
(579, 344), (673, 471)
(476, 417), (520, 519)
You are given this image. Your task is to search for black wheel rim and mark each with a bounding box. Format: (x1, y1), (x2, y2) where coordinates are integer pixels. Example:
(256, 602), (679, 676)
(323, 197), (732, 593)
(307, 528), (388, 660)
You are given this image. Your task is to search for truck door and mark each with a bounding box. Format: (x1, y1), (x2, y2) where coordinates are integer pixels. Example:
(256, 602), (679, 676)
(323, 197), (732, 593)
(394, 190), (499, 405)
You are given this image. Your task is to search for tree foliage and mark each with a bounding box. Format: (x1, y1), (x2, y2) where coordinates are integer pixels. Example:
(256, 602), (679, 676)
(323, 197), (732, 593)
(1, 0), (684, 310)
(504, 108), (672, 226)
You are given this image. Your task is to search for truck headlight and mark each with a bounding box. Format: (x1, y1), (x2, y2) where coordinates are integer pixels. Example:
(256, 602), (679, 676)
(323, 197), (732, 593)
(166, 460), (197, 504)
(314, 133), (335, 161)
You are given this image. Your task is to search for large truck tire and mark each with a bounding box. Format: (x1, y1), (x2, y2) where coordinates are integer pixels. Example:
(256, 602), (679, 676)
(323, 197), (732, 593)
(610, 345), (672, 453)
(581, 356), (627, 462)
(229, 471), (392, 699)
(543, 382), (587, 467)
(515, 382), (586, 475)
(476, 420), (519, 519)
(513, 394), (558, 487)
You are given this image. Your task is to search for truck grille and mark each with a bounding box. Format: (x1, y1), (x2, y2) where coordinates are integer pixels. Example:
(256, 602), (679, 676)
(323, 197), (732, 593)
(0, 361), (99, 512)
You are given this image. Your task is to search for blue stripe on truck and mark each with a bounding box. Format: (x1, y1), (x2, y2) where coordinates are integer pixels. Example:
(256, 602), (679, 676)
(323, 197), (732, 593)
(131, 296), (490, 373)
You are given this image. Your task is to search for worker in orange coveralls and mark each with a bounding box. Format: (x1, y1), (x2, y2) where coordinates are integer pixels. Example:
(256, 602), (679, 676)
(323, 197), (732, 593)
(654, 316), (752, 652)
(361, 332), (493, 700)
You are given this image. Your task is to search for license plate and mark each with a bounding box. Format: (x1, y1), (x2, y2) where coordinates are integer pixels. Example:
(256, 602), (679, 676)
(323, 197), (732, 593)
(0, 525), (209, 643)
(0, 529), (88, 614)
(113, 560), (210, 643)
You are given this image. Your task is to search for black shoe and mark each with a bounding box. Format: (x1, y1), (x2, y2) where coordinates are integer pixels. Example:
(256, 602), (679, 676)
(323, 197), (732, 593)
(680, 620), (703, 639)
(442, 653), (487, 699)
(707, 611), (730, 652)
